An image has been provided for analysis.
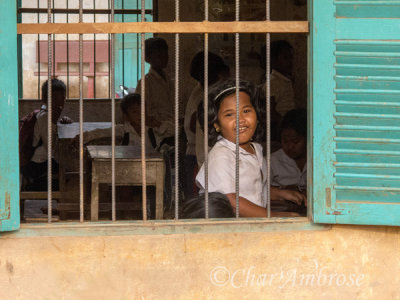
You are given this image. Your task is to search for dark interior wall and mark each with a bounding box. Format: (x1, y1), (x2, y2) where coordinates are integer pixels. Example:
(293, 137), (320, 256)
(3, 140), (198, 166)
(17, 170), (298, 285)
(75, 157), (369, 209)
(156, 0), (308, 110)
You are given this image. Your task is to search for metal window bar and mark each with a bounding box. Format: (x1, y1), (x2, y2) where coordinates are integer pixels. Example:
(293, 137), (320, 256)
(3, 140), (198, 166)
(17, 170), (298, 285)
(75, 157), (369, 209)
(66, 0), (70, 99)
(235, 0), (240, 218)
(175, 0), (180, 220)
(111, 0), (116, 221)
(265, 0), (271, 218)
(47, 0), (53, 223)
(79, 0), (84, 223)
(141, 0), (147, 221)
(37, 0), (41, 100)
(204, 0), (209, 219)
(93, 0), (97, 99)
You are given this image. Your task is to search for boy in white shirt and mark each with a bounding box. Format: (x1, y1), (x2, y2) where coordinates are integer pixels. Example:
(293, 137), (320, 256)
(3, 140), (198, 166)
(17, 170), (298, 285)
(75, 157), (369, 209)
(135, 37), (175, 144)
(271, 108), (307, 192)
(21, 79), (72, 191)
(260, 40), (296, 117)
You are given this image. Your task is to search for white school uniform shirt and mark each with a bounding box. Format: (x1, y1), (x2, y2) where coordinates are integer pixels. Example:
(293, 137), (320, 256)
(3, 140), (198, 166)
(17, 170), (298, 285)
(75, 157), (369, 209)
(31, 105), (59, 163)
(136, 68), (176, 142)
(184, 83), (203, 156)
(196, 137), (267, 207)
(270, 148), (307, 189)
(261, 69), (295, 117)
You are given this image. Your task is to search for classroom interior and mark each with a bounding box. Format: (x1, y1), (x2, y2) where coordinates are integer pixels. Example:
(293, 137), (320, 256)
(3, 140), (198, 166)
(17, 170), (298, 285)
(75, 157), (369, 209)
(18, 0), (308, 222)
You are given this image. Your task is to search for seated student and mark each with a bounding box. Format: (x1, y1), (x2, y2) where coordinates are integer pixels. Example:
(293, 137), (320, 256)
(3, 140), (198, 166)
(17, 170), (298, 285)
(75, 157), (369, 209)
(195, 80), (305, 217)
(271, 108), (307, 191)
(184, 51), (230, 198)
(181, 192), (234, 219)
(135, 37), (175, 144)
(260, 40), (296, 117)
(77, 93), (157, 150)
(20, 79), (72, 191)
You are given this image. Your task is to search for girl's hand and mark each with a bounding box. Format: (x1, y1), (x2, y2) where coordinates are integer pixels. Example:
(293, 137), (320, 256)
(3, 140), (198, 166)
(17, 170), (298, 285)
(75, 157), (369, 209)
(271, 187), (306, 206)
(279, 189), (306, 205)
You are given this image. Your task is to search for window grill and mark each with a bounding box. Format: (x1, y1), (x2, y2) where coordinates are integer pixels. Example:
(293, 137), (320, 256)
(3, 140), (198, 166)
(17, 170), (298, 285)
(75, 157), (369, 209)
(17, 0), (309, 223)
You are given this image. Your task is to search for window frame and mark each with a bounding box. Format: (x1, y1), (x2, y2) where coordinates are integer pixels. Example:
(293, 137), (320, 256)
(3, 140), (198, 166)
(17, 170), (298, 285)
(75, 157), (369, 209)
(12, 6), (318, 231)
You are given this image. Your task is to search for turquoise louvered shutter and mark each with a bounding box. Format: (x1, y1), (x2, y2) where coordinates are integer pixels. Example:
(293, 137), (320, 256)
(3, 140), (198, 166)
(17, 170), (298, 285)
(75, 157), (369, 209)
(0, 1), (20, 231)
(312, 0), (400, 225)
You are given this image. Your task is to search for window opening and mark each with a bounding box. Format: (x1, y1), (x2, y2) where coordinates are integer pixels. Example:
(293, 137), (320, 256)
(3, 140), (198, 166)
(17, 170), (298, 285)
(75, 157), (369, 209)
(17, 0), (309, 223)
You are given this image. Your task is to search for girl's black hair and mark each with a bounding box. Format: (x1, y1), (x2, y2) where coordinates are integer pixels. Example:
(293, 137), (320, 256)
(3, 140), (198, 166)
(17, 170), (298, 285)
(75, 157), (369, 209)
(181, 192), (234, 218)
(198, 79), (264, 147)
(280, 108), (307, 138)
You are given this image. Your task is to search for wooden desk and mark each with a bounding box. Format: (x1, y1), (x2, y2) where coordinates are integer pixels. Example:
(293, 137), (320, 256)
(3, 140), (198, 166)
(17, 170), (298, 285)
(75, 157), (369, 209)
(87, 145), (164, 221)
(57, 122), (112, 218)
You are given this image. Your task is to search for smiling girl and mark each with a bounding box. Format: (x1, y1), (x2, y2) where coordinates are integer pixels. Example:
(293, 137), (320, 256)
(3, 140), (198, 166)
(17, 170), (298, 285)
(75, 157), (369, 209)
(195, 80), (305, 217)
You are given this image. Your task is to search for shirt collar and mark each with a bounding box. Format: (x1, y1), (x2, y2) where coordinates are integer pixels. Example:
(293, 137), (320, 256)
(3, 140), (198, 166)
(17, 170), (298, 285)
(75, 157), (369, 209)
(277, 149), (307, 173)
(218, 136), (260, 156)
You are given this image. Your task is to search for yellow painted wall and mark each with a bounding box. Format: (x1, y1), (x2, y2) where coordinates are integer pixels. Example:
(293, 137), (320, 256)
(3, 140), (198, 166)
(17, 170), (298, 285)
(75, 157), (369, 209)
(0, 222), (399, 299)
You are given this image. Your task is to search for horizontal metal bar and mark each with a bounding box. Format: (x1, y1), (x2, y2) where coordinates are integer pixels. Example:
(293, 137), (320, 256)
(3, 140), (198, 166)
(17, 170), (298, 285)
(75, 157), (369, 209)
(335, 124), (400, 131)
(335, 162), (400, 168)
(335, 136), (400, 144)
(335, 185), (400, 192)
(335, 51), (400, 58)
(17, 21), (309, 34)
(335, 148), (400, 156)
(335, 63), (400, 70)
(335, 112), (400, 119)
(18, 8), (152, 15)
(334, 89), (400, 95)
(335, 100), (400, 107)
(335, 172), (400, 180)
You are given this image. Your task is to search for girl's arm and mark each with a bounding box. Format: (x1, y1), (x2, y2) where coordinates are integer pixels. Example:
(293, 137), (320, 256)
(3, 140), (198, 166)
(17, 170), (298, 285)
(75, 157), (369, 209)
(225, 193), (267, 217)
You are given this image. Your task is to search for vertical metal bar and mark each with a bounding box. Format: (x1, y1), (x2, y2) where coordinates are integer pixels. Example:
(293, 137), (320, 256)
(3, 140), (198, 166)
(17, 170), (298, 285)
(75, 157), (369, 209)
(111, 0), (116, 221)
(47, 0), (53, 223)
(175, 0), (180, 220)
(52, 0), (55, 76)
(122, 0), (125, 89)
(79, 0), (84, 222)
(204, 0), (209, 218)
(66, 0), (69, 99)
(266, 0), (271, 218)
(37, 0), (41, 100)
(17, 0), (23, 99)
(93, 0), (97, 99)
(108, 0), (111, 99)
(235, 0), (240, 218)
(136, 0), (139, 86)
(141, 0), (147, 221)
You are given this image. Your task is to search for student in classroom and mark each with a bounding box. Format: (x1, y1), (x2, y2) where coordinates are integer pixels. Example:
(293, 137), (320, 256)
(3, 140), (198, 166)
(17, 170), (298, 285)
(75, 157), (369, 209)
(270, 108), (307, 193)
(260, 40), (296, 117)
(75, 93), (159, 150)
(184, 51), (230, 199)
(195, 80), (305, 217)
(20, 78), (72, 191)
(135, 37), (175, 145)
